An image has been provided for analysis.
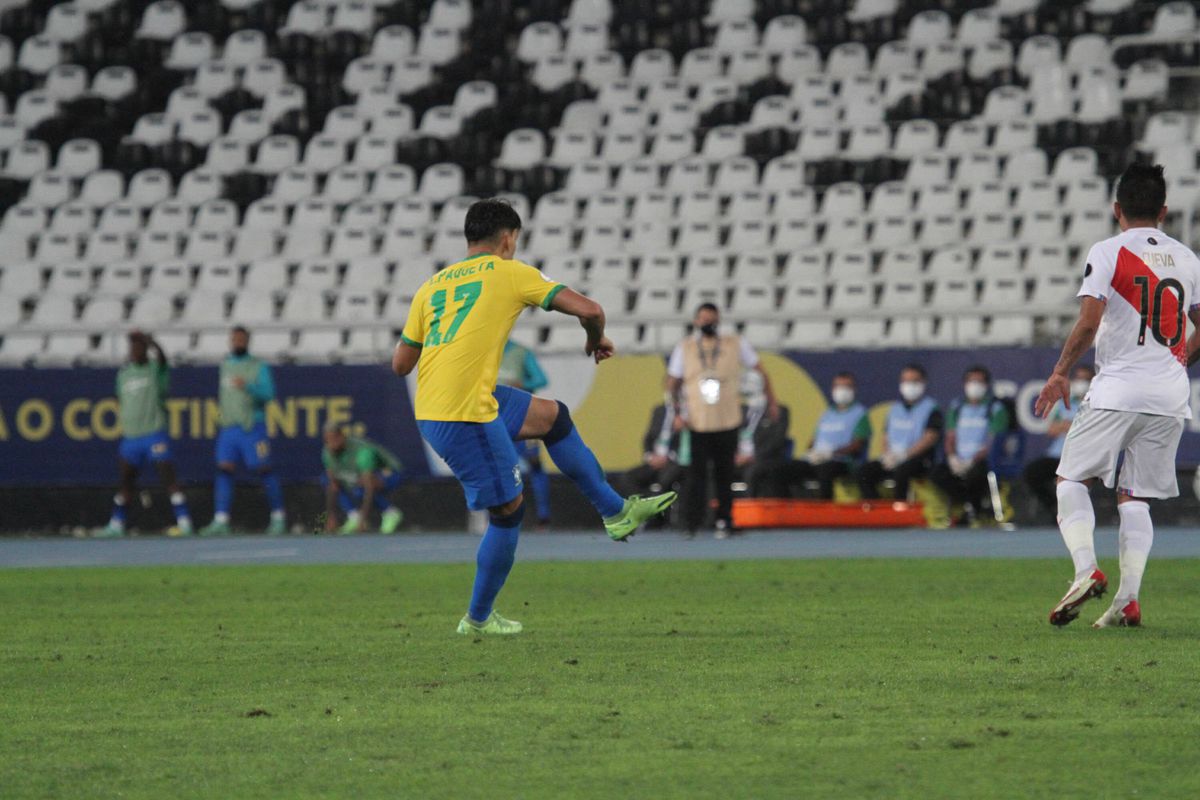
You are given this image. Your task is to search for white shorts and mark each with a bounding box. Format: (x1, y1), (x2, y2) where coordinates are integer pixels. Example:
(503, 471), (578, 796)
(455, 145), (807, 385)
(1056, 401), (1185, 499)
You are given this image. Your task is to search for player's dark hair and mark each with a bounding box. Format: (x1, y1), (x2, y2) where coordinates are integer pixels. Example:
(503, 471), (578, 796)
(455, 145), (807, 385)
(900, 363), (927, 379)
(695, 302), (719, 315)
(464, 199), (522, 244)
(833, 371), (856, 383)
(964, 365), (991, 383)
(231, 325), (250, 338)
(1115, 163), (1166, 222)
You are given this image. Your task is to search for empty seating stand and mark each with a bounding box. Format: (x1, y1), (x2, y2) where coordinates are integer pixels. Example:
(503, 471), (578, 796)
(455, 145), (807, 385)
(0, 0), (1186, 362)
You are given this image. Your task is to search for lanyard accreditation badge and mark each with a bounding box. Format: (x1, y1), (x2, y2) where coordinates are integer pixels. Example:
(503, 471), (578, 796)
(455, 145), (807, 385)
(697, 339), (721, 406)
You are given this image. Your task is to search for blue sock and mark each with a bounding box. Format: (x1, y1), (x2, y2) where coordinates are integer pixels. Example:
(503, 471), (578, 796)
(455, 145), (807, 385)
(339, 489), (357, 514)
(110, 496), (127, 525)
(468, 506), (523, 622)
(544, 408), (624, 519)
(262, 471), (284, 513)
(214, 471), (234, 514)
(530, 466), (551, 521)
(373, 492), (391, 512)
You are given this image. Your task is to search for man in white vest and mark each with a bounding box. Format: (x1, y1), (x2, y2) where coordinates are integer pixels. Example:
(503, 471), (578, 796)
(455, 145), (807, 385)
(666, 302), (779, 537)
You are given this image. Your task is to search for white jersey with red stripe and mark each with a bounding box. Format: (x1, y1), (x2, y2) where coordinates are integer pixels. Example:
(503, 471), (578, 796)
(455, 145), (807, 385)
(1078, 226), (1200, 419)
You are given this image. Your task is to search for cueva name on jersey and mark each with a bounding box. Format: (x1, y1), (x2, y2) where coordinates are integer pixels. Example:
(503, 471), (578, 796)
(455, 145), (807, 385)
(1141, 251), (1176, 268)
(430, 261), (496, 284)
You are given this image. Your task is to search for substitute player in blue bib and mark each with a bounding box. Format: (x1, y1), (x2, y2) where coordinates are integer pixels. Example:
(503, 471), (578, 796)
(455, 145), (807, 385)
(199, 326), (286, 536)
(392, 199), (677, 636)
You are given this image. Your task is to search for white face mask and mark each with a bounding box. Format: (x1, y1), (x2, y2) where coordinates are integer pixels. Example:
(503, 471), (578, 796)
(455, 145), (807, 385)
(1070, 379), (1091, 399)
(964, 381), (988, 402)
(831, 386), (855, 407)
(899, 381), (925, 403)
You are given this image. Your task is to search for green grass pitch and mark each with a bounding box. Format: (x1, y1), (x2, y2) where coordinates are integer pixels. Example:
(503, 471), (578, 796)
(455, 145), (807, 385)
(4, 557), (1200, 799)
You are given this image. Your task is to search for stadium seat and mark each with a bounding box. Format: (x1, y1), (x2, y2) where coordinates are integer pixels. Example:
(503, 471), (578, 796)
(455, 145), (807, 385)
(0, 333), (47, 366)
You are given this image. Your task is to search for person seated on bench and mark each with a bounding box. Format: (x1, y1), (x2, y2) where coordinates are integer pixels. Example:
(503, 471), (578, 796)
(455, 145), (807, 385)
(930, 365), (1011, 524)
(859, 363), (942, 501)
(785, 372), (870, 499)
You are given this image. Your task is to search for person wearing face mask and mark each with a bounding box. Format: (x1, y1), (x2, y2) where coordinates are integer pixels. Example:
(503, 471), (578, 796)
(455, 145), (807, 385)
(1023, 364), (1095, 519)
(198, 326), (287, 536)
(784, 372), (871, 499)
(858, 364), (943, 501)
(930, 365), (1011, 523)
(666, 303), (780, 537)
(737, 370), (793, 498)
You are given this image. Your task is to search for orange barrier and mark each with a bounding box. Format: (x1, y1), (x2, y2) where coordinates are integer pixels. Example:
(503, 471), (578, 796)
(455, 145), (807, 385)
(732, 498), (928, 529)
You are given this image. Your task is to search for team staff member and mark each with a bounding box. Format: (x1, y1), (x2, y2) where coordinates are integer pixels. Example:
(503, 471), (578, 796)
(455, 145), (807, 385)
(859, 364), (942, 501)
(199, 326), (286, 536)
(98, 330), (192, 537)
(666, 302), (779, 537)
(738, 371), (793, 498)
(498, 338), (552, 529)
(930, 365), (1010, 522)
(785, 372), (870, 499)
(321, 423), (404, 534)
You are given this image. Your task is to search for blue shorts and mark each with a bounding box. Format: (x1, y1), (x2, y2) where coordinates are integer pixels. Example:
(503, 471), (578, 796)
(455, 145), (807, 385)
(215, 422), (272, 470)
(119, 431), (172, 470)
(418, 386), (534, 511)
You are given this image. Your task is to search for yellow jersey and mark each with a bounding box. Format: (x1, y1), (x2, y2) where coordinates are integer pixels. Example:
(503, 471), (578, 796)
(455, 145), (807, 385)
(401, 253), (564, 422)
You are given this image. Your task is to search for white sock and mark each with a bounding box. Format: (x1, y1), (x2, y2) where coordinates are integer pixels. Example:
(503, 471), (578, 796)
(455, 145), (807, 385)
(1116, 500), (1152, 601)
(215, 511), (230, 524)
(346, 511), (361, 523)
(1056, 481), (1097, 581)
(271, 510), (285, 522)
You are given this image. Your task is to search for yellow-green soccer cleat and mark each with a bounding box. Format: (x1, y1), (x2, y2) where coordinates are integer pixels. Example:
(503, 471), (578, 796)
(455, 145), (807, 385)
(456, 611), (523, 636)
(339, 516), (360, 535)
(380, 508), (403, 534)
(93, 524), (125, 538)
(198, 520), (231, 537)
(266, 518), (287, 536)
(603, 491), (678, 541)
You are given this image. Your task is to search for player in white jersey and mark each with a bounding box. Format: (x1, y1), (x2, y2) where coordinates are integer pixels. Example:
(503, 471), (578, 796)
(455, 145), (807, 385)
(1035, 163), (1200, 628)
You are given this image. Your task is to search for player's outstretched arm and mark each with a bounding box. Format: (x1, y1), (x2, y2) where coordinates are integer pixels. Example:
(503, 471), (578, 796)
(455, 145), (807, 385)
(1186, 308), (1200, 367)
(549, 288), (614, 362)
(1036, 296), (1105, 417)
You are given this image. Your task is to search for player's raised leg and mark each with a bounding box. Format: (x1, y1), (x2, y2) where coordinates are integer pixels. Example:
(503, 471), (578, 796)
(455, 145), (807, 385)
(1048, 477), (1106, 626)
(510, 389), (676, 541)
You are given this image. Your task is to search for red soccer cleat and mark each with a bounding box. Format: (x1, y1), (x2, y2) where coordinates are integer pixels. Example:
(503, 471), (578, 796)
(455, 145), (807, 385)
(1048, 568), (1108, 627)
(1093, 598), (1141, 628)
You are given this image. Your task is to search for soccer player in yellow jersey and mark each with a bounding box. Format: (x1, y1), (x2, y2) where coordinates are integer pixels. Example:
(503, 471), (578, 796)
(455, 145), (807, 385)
(393, 200), (677, 635)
